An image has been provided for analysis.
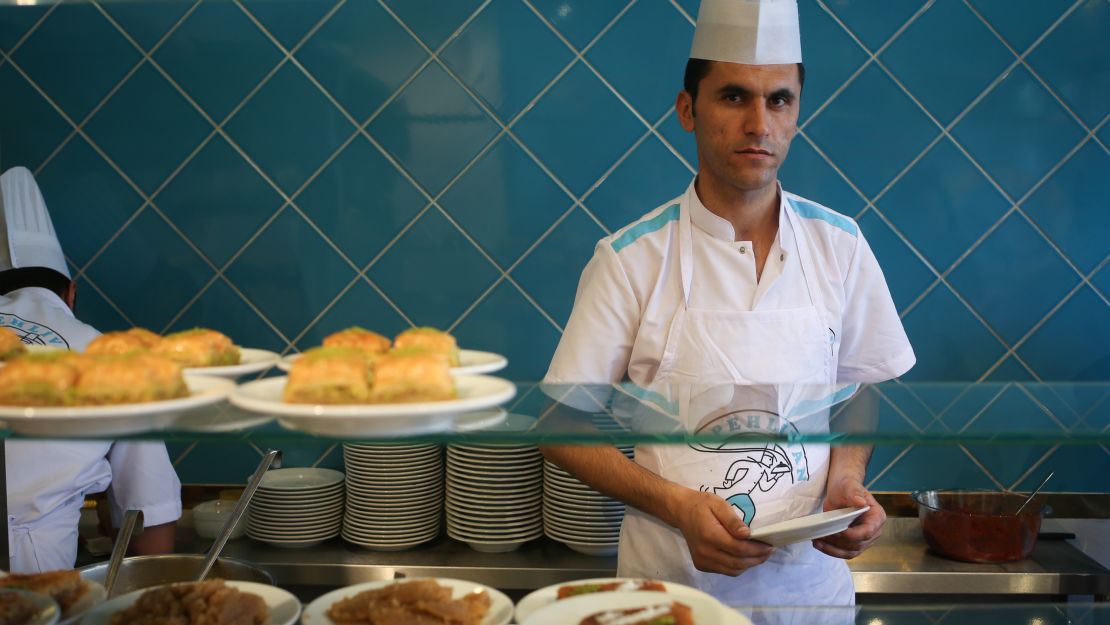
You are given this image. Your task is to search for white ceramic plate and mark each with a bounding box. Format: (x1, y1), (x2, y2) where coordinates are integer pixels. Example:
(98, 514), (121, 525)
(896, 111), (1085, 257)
(172, 402), (273, 433)
(259, 468), (345, 490)
(183, 347), (280, 379)
(0, 588), (60, 625)
(748, 506), (870, 547)
(301, 578), (512, 625)
(515, 578), (723, 624)
(80, 581), (300, 625)
(518, 590), (746, 625)
(232, 375), (516, 436)
(0, 376), (233, 437)
(279, 349), (507, 375)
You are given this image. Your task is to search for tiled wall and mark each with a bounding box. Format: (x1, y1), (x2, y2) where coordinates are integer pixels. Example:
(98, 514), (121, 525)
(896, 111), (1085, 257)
(0, 0), (1107, 489)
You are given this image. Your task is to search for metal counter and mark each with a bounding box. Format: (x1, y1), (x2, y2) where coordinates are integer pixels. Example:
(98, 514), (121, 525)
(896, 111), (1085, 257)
(203, 518), (1109, 599)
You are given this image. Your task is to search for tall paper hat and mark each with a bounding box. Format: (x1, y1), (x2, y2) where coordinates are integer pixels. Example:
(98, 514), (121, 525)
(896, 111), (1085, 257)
(690, 0), (803, 65)
(0, 166), (70, 279)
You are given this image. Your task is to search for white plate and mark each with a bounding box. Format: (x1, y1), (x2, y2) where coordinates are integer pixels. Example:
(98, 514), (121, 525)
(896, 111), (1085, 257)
(173, 402), (273, 433)
(0, 588), (60, 625)
(184, 347), (280, 379)
(0, 376), (233, 437)
(279, 349), (507, 375)
(301, 578), (512, 625)
(80, 581), (300, 625)
(748, 506), (870, 547)
(515, 578), (723, 624)
(553, 540), (618, 557)
(447, 531), (542, 553)
(259, 468), (345, 490)
(518, 590), (745, 625)
(232, 375), (516, 436)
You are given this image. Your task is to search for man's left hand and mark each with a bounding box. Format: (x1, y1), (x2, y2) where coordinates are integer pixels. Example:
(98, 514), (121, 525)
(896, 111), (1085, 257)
(812, 476), (885, 559)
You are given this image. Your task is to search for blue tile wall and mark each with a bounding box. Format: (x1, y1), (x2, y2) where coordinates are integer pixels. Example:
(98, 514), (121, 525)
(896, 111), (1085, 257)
(1, 0), (1107, 489)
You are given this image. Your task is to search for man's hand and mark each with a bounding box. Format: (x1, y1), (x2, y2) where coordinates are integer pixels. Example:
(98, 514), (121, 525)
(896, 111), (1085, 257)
(812, 476), (885, 559)
(671, 490), (773, 576)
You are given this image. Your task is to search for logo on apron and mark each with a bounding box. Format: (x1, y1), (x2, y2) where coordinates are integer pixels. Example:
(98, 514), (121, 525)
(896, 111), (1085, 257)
(689, 409), (809, 526)
(0, 313), (69, 348)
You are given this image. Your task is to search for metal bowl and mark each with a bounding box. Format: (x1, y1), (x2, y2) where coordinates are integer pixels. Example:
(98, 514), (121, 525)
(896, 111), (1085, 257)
(78, 555), (273, 595)
(911, 489), (1047, 563)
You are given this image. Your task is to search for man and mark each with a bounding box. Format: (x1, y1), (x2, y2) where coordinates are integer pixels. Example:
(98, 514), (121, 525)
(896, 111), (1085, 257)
(0, 165), (182, 572)
(544, 0), (915, 609)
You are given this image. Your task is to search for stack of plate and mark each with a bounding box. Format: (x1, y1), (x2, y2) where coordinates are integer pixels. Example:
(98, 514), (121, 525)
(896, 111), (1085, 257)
(247, 468), (344, 548)
(446, 443), (544, 553)
(542, 446), (632, 556)
(342, 443), (444, 550)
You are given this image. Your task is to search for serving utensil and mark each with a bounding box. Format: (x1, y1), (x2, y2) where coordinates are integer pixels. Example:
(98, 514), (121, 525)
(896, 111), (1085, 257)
(1014, 471), (1053, 516)
(195, 449), (282, 582)
(104, 509), (143, 598)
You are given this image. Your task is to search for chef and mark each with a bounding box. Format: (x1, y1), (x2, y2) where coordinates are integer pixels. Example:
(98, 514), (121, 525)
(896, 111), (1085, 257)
(543, 0), (915, 612)
(0, 165), (182, 572)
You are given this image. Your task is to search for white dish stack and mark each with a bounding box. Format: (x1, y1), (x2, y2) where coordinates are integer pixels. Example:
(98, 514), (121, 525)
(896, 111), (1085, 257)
(341, 443), (444, 551)
(542, 446), (631, 556)
(247, 468), (344, 548)
(445, 443), (544, 553)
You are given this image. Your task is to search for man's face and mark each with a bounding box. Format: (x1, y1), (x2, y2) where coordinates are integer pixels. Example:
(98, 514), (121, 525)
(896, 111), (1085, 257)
(676, 62), (801, 194)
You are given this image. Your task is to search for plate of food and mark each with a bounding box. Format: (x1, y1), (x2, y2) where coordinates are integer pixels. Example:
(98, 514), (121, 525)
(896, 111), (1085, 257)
(0, 349), (235, 436)
(0, 570), (104, 625)
(748, 506), (870, 547)
(514, 578), (723, 624)
(86, 328), (279, 380)
(301, 578), (512, 625)
(519, 590), (747, 625)
(0, 588), (59, 625)
(80, 579), (300, 625)
(277, 327), (507, 376)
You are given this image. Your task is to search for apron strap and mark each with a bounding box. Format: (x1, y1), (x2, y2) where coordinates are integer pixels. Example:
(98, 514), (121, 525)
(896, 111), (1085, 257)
(678, 186), (695, 308)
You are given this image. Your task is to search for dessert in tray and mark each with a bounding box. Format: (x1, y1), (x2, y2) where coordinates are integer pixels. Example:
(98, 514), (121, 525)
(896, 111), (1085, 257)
(108, 580), (267, 625)
(87, 328), (240, 367)
(577, 602), (694, 625)
(283, 327), (459, 405)
(0, 328), (27, 361)
(0, 569), (91, 620)
(325, 580), (489, 625)
(0, 350), (187, 407)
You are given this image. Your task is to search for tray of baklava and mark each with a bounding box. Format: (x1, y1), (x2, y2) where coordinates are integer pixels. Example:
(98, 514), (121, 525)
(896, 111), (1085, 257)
(230, 327), (515, 436)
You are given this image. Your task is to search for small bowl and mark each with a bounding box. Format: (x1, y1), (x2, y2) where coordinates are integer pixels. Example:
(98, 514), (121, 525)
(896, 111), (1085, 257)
(192, 500), (248, 540)
(911, 489), (1048, 563)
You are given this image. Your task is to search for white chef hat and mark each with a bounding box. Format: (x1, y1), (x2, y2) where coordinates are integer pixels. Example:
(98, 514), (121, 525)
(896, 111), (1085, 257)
(690, 0), (803, 65)
(0, 166), (70, 279)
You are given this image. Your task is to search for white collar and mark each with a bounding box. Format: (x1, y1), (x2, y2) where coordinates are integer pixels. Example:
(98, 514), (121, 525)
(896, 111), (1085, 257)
(2, 286), (74, 316)
(687, 179), (793, 254)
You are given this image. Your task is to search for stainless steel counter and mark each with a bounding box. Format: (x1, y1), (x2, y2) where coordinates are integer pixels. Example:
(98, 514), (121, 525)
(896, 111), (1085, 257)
(201, 518), (1109, 599)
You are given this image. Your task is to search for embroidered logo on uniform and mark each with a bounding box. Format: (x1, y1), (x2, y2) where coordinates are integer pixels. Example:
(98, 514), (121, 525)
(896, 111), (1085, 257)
(0, 313), (69, 348)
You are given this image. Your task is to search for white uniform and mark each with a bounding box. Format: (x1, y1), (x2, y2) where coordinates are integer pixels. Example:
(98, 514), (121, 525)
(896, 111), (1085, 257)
(0, 167), (182, 573)
(546, 180), (915, 608)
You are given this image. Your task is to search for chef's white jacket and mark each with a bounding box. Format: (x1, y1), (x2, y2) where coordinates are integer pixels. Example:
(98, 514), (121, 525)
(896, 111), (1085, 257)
(1, 287), (182, 573)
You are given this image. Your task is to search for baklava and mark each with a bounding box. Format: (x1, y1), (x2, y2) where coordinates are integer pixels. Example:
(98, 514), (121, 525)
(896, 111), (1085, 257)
(326, 579), (489, 625)
(87, 331), (150, 356)
(323, 327), (391, 357)
(153, 329), (240, 367)
(0, 569), (89, 616)
(0, 327), (26, 361)
(71, 354), (187, 405)
(283, 347), (371, 404)
(369, 348), (455, 403)
(393, 327), (460, 366)
(108, 579), (267, 625)
(0, 351), (82, 406)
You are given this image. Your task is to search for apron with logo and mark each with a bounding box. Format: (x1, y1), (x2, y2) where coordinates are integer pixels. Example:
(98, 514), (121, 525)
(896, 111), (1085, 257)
(616, 186), (854, 614)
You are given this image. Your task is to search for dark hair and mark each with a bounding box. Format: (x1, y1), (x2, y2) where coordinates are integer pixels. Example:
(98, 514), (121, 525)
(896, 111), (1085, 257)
(0, 267), (72, 300)
(683, 59), (806, 103)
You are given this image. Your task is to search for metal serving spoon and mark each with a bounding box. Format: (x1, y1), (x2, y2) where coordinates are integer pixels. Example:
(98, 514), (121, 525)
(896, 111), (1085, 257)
(1014, 471), (1053, 516)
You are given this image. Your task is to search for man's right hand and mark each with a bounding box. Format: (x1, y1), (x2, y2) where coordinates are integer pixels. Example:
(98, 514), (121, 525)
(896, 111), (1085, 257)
(670, 490), (774, 576)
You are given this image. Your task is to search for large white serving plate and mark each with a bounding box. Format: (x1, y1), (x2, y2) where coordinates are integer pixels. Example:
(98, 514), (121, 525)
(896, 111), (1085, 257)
(279, 349), (507, 375)
(0, 375), (234, 437)
(748, 506), (870, 547)
(231, 375), (515, 436)
(183, 347), (280, 379)
(301, 578), (512, 625)
(518, 589), (747, 625)
(81, 581), (301, 625)
(515, 578), (722, 624)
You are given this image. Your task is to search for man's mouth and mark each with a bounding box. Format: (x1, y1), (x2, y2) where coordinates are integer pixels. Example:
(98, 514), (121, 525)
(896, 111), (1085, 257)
(737, 148), (773, 156)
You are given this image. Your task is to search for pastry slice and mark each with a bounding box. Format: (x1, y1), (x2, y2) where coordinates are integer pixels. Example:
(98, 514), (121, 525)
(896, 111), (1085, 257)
(393, 327), (460, 366)
(283, 347), (371, 404)
(153, 328), (240, 367)
(109, 579), (267, 625)
(0, 569), (89, 615)
(322, 327), (391, 357)
(557, 580), (667, 599)
(0, 327), (26, 361)
(578, 602), (694, 625)
(0, 351), (82, 406)
(72, 354), (188, 405)
(369, 348), (455, 403)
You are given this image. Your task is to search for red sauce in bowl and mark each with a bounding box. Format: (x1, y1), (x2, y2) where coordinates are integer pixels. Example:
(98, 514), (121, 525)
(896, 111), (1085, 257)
(913, 490), (1044, 563)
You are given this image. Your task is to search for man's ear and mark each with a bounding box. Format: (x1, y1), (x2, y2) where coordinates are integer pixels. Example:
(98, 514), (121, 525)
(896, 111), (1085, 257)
(64, 280), (77, 311)
(676, 90), (696, 132)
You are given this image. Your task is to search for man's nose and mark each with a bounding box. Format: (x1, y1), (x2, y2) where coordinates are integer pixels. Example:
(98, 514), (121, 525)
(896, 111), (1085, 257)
(745, 103), (770, 137)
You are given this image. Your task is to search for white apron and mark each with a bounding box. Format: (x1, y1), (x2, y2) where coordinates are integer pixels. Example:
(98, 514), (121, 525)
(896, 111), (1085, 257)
(616, 187), (855, 614)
